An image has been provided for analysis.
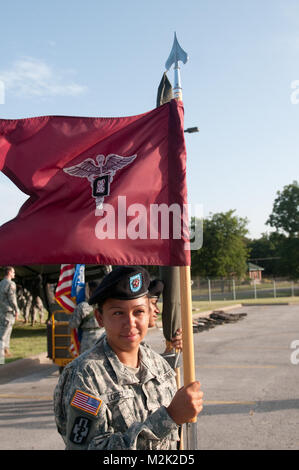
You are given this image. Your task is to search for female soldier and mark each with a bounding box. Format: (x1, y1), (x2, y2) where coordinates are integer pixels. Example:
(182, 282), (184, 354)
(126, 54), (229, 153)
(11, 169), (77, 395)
(148, 279), (183, 351)
(53, 266), (203, 450)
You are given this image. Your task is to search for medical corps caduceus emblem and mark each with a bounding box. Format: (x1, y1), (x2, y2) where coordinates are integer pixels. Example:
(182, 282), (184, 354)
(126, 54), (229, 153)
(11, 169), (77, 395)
(63, 153), (137, 211)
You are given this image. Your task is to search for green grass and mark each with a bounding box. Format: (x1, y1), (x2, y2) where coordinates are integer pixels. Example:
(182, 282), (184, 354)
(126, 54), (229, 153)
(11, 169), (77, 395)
(191, 296), (299, 313)
(5, 321), (48, 364)
(191, 280), (298, 295)
(156, 296), (299, 321)
(191, 296), (299, 314)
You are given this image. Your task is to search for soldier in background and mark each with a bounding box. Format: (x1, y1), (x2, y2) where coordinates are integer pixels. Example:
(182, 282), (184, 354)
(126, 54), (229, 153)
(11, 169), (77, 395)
(16, 286), (27, 322)
(23, 288), (33, 324)
(30, 296), (45, 325)
(68, 281), (104, 354)
(24, 275), (46, 326)
(0, 266), (19, 358)
(148, 279), (182, 352)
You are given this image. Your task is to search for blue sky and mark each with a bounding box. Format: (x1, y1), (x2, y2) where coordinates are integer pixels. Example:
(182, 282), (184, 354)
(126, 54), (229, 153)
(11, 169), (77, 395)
(0, 0), (298, 239)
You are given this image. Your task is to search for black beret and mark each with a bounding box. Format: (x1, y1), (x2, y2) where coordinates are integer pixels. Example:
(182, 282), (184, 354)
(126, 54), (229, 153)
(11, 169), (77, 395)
(88, 280), (100, 290)
(88, 266), (150, 305)
(148, 279), (164, 298)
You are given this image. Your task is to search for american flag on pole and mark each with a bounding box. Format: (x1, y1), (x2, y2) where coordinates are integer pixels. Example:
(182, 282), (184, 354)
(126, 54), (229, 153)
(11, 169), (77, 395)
(55, 264), (76, 313)
(55, 264), (79, 358)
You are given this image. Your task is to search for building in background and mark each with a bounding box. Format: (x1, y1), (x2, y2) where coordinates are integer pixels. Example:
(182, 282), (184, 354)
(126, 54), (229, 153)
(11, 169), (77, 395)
(248, 262), (264, 283)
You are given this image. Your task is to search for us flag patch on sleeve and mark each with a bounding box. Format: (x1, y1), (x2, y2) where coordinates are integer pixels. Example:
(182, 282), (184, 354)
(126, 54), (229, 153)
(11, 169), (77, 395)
(71, 390), (102, 416)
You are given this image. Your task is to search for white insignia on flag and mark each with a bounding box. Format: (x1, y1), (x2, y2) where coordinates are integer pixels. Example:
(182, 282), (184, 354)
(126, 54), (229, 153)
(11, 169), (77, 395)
(63, 153), (137, 211)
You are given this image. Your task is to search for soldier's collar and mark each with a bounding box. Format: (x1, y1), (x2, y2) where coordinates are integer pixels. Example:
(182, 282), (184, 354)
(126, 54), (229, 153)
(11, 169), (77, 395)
(103, 337), (158, 385)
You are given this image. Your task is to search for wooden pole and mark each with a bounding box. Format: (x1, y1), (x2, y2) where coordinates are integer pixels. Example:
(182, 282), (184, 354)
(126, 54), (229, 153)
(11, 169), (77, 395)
(180, 266), (196, 393)
(180, 265), (198, 449)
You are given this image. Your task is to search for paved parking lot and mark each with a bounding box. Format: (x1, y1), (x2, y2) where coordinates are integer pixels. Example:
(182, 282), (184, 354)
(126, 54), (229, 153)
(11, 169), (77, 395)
(0, 304), (298, 450)
(191, 304), (299, 450)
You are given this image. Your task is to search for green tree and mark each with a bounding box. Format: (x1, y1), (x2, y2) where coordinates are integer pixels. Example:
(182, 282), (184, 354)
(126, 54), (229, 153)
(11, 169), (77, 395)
(248, 231), (299, 280)
(266, 181), (299, 237)
(247, 232), (282, 277)
(191, 210), (250, 279)
(277, 236), (299, 279)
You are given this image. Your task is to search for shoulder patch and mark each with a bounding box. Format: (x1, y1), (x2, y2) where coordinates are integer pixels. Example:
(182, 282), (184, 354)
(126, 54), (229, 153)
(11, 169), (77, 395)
(70, 416), (92, 444)
(71, 390), (102, 416)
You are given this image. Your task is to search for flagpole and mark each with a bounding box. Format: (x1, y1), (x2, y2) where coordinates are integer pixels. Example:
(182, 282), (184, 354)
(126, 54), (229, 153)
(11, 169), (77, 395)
(165, 32), (198, 450)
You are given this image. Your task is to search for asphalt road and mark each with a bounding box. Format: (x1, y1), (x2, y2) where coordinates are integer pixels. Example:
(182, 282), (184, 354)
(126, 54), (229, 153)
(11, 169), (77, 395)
(0, 304), (298, 450)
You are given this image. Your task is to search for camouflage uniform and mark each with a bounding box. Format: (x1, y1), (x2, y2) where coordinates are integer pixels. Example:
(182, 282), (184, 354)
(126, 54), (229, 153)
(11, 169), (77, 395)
(23, 289), (33, 324)
(30, 296), (44, 325)
(53, 337), (179, 450)
(68, 302), (103, 354)
(17, 287), (27, 322)
(0, 278), (19, 353)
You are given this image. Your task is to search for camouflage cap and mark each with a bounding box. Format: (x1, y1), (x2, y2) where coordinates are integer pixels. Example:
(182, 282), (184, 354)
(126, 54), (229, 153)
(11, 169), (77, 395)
(148, 279), (164, 298)
(88, 266), (150, 305)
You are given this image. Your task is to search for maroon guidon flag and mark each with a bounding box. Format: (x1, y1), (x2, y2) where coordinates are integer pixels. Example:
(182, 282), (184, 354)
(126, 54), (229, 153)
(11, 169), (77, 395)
(0, 99), (190, 266)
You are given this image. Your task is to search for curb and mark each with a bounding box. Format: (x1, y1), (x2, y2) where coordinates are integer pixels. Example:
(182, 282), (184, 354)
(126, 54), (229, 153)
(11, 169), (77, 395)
(154, 303), (243, 328)
(0, 351), (50, 369)
(241, 302), (290, 306)
(0, 352), (53, 385)
(192, 303), (243, 320)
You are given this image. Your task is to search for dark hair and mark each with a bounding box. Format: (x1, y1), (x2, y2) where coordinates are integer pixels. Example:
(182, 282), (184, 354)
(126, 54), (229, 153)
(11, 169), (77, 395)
(95, 302), (104, 314)
(88, 281), (100, 294)
(4, 266), (14, 276)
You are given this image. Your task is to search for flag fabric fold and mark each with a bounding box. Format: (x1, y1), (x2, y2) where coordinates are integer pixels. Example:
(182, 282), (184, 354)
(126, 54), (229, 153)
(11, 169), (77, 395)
(0, 100), (190, 266)
(71, 263), (85, 345)
(71, 264), (85, 304)
(55, 264), (76, 313)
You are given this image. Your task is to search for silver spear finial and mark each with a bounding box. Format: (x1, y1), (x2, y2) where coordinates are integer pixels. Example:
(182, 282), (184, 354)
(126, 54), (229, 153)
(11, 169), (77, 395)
(165, 32), (189, 100)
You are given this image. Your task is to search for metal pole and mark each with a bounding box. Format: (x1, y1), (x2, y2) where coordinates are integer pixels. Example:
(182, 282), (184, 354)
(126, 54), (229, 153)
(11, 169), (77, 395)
(165, 32), (188, 100)
(208, 279), (211, 303)
(0, 340), (4, 364)
(254, 280), (257, 299)
(232, 279), (236, 301)
(273, 280), (276, 298)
